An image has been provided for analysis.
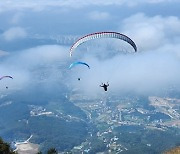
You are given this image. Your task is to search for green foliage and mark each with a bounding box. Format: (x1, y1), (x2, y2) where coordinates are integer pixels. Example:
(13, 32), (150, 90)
(29, 116), (88, 152)
(46, 100), (87, 120)
(114, 126), (180, 153)
(0, 89), (88, 152)
(88, 136), (107, 154)
(47, 148), (58, 154)
(0, 137), (16, 154)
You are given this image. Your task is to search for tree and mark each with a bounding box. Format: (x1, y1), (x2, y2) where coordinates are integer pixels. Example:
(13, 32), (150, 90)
(0, 137), (16, 154)
(47, 148), (58, 154)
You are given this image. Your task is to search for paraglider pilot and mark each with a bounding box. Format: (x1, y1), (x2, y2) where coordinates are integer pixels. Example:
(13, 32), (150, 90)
(100, 82), (109, 91)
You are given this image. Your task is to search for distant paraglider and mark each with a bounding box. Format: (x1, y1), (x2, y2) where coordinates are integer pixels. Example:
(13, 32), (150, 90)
(69, 61), (90, 81)
(70, 31), (137, 57)
(0, 76), (13, 80)
(0, 76), (13, 89)
(69, 61), (90, 69)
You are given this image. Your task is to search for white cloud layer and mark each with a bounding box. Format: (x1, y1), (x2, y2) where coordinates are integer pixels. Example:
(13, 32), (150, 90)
(8, 45), (69, 70)
(0, 0), (179, 12)
(0, 45), (69, 91)
(0, 50), (9, 57)
(68, 13), (180, 96)
(2, 27), (27, 41)
(149, 0), (179, 3)
(11, 12), (24, 24)
(88, 11), (110, 20)
(120, 13), (180, 52)
(0, 0), (179, 96)
(70, 49), (180, 96)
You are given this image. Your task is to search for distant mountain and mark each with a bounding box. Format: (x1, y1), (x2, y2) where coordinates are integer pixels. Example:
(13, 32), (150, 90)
(0, 79), (89, 152)
(0, 34), (78, 52)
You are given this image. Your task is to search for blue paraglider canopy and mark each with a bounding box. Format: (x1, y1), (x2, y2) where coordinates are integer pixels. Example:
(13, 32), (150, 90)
(69, 61), (90, 69)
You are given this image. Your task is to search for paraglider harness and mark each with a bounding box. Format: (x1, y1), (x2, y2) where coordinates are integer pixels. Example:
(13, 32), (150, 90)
(100, 82), (109, 91)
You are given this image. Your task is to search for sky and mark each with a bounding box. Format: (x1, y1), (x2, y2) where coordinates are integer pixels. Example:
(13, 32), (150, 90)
(0, 0), (180, 96)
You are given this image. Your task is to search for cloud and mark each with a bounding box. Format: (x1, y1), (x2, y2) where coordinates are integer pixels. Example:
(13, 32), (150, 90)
(8, 45), (69, 69)
(11, 12), (24, 24)
(149, 0), (179, 3)
(0, 0), (124, 11)
(88, 11), (110, 20)
(2, 27), (27, 41)
(1, 41), (179, 96)
(68, 14), (180, 96)
(0, 1), (179, 97)
(0, 0), (179, 12)
(120, 13), (180, 52)
(69, 49), (180, 96)
(0, 50), (9, 57)
(0, 45), (69, 91)
(110, 51), (180, 94)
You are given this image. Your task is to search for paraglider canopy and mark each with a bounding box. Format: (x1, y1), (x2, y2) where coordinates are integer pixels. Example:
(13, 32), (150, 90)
(0, 76), (13, 80)
(69, 61), (90, 69)
(70, 31), (137, 57)
(0, 76), (13, 90)
(69, 62), (90, 81)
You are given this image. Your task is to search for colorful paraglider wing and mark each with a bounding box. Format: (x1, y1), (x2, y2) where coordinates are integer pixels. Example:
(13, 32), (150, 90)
(70, 32), (137, 56)
(0, 76), (13, 80)
(69, 61), (90, 69)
